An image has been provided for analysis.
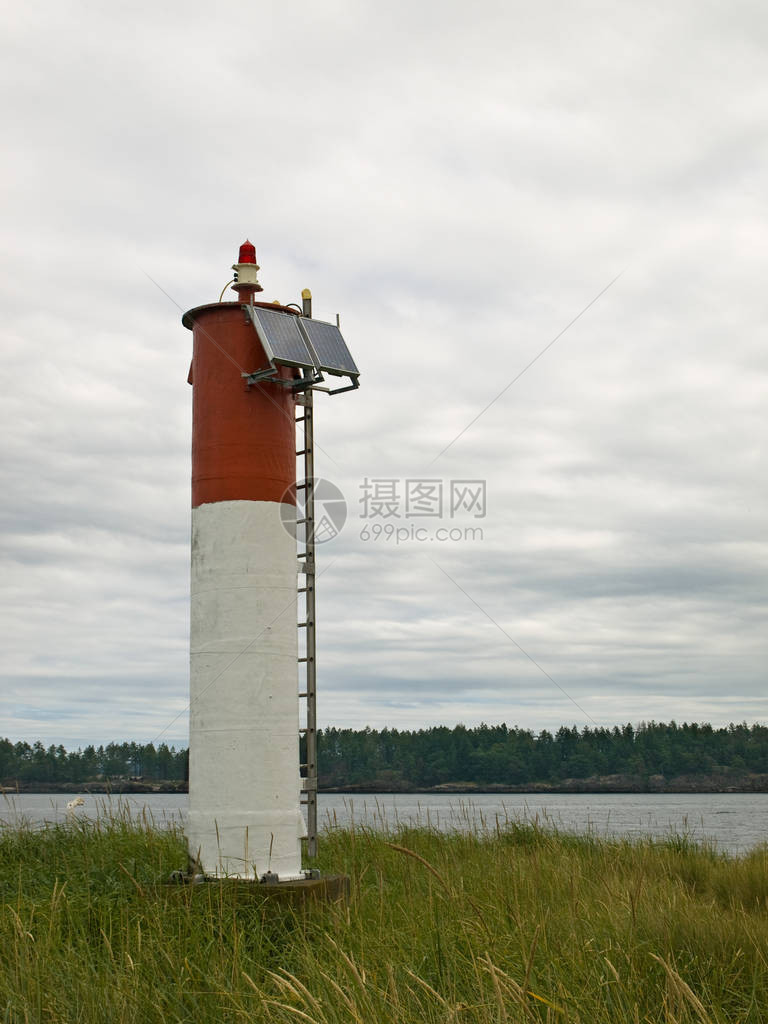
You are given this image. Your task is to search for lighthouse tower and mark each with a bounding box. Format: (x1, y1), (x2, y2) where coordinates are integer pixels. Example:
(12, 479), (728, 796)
(182, 242), (359, 880)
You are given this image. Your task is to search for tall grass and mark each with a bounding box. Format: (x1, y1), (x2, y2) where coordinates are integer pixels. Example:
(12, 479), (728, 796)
(1, 806), (767, 1022)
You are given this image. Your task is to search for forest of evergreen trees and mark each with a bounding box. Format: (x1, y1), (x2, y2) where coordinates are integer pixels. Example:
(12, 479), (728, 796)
(0, 739), (187, 785)
(316, 721), (768, 788)
(2, 721), (768, 788)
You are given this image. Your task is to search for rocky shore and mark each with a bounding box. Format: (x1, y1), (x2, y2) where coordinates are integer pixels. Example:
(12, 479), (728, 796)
(5, 771), (768, 796)
(322, 771), (768, 795)
(0, 781), (187, 795)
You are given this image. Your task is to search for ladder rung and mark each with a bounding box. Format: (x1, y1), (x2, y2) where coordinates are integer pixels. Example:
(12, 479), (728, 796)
(296, 518), (309, 525)
(298, 621), (313, 628)
(296, 482), (308, 489)
(298, 657), (313, 664)
(299, 727), (307, 734)
(297, 586), (312, 594)
(296, 449), (312, 456)
(296, 415), (306, 423)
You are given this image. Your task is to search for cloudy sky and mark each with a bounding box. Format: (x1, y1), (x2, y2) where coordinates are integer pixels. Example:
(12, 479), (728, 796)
(1, 0), (766, 749)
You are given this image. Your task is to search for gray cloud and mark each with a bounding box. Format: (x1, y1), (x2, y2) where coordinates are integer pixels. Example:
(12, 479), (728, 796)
(1, 0), (766, 747)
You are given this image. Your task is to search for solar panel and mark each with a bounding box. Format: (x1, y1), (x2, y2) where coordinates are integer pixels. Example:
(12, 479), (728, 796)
(298, 318), (359, 377)
(248, 306), (317, 369)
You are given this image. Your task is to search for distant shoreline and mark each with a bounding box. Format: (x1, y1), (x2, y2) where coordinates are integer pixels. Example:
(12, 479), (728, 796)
(4, 771), (768, 796)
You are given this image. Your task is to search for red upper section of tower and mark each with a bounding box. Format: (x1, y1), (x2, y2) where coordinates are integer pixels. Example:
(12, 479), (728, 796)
(184, 301), (298, 508)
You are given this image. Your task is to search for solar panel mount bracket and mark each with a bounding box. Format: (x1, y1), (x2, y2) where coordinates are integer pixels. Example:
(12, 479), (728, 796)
(313, 377), (360, 396)
(241, 367), (279, 387)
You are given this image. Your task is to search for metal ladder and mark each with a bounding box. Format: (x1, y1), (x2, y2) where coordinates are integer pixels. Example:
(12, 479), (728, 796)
(296, 386), (318, 858)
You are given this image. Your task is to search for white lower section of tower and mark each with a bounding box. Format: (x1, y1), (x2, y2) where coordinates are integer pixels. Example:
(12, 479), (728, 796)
(187, 500), (304, 880)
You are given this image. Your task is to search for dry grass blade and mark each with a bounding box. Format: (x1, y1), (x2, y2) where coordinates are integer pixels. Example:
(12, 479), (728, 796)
(465, 895), (493, 937)
(99, 928), (114, 962)
(261, 999), (320, 1023)
(317, 968), (366, 1024)
(271, 969), (326, 1019)
(324, 933), (367, 990)
(650, 954), (712, 1024)
(481, 955), (531, 1021)
(527, 989), (566, 1013)
(483, 956), (567, 1018)
(118, 861), (146, 897)
(7, 906), (32, 941)
(603, 957), (621, 985)
(338, 947), (367, 989)
(384, 841), (451, 892)
(385, 962), (401, 1016)
(241, 970), (261, 995)
(403, 967), (451, 1009)
(487, 957), (509, 1024)
(522, 923), (541, 997)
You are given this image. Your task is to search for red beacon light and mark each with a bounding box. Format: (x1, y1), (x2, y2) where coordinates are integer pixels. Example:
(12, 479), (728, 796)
(232, 239), (262, 295)
(238, 239), (256, 264)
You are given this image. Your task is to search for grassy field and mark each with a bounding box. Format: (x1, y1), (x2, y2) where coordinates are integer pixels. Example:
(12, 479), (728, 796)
(1, 808), (767, 1022)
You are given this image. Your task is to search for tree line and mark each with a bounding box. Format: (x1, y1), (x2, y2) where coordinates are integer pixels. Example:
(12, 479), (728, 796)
(316, 721), (768, 788)
(0, 740), (187, 784)
(2, 721), (768, 787)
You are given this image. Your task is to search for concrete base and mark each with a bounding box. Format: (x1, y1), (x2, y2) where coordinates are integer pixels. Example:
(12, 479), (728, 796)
(168, 871), (350, 906)
(247, 874), (350, 906)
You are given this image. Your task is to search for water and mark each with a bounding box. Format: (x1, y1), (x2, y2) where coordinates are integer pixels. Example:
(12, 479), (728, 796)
(2, 791), (766, 855)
